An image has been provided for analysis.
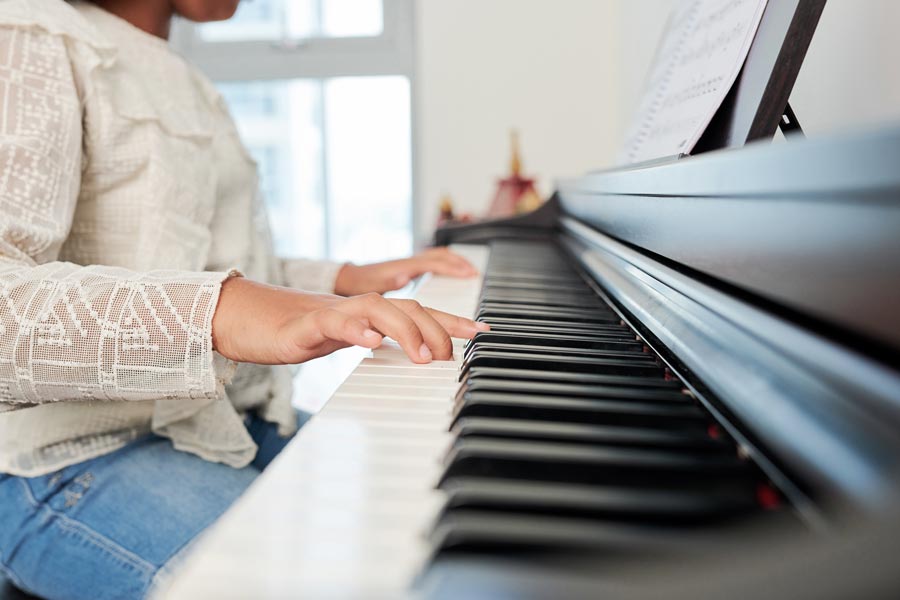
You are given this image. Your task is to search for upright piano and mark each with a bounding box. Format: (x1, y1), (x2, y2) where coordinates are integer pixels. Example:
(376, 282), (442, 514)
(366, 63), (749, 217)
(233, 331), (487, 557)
(159, 1), (900, 597)
(159, 135), (900, 600)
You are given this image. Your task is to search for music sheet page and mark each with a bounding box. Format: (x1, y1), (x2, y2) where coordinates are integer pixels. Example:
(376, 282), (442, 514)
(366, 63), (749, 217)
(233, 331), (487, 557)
(618, 0), (769, 165)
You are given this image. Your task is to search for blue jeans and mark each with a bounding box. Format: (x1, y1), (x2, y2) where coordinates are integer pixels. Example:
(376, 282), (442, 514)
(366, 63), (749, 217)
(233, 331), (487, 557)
(0, 411), (309, 600)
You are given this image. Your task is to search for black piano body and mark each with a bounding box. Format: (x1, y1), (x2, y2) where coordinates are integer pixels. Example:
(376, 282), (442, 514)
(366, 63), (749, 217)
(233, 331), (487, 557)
(427, 125), (900, 599)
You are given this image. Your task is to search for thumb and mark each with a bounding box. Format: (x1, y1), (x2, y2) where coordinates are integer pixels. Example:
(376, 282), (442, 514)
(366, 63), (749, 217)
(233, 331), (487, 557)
(428, 259), (476, 277)
(393, 274), (411, 289)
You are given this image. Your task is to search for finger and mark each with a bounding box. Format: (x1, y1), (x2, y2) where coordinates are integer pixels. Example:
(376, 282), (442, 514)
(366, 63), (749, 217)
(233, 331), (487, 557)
(390, 299), (454, 360)
(421, 257), (478, 278)
(422, 246), (451, 258)
(425, 307), (490, 339)
(444, 252), (479, 274)
(387, 254), (476, 290)
(428, 247), (479, 275)
(339, 294), (432, 363)
(276, 313), (370, 364)
(392, 272), (413, 289)
(314, 308), (384, 349)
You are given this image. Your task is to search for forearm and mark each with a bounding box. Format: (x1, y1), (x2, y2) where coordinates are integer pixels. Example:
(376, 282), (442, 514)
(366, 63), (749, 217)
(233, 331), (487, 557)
(1, 261), (232, 405)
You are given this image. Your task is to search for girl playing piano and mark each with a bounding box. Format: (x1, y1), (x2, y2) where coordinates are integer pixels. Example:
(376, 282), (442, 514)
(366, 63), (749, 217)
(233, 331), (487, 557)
(0, 1), (486, 598)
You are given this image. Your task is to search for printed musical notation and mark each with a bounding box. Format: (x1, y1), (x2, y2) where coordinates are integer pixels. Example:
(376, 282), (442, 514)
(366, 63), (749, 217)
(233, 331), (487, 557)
(618, 0), (769, 165)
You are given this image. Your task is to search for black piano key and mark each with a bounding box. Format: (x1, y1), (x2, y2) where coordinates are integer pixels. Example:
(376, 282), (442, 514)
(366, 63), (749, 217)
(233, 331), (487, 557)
(479, 292), (597, 302)
(455, 380), (694, 405)
(484, 271), (583, 283)
(477, 305), (619, 323)
(478, 296), (603, 310)
(468, 331), (644, 351)
(451, 418), (730, 451)
(480, 318), (627, 334)
(472, 326), (637, 342)
(439, 478), (757, 524)
(478, 300), (604, 309)
(463, 342), (652, 362)
(479, 279), (590, 293)
(439, 439), (754, 489)
(429, 510), (745, 557)
(481, 284), (597, 296)
(462, 367), (680, 389)
(461, 350), (663, 378)
(451, 392), (707, 430)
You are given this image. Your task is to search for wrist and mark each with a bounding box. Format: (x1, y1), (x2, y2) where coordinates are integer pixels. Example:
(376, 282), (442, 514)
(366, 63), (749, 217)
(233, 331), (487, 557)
(212, 275), (256, 357)
(334, 262), (360, 296)
(213, 277), (342, 362)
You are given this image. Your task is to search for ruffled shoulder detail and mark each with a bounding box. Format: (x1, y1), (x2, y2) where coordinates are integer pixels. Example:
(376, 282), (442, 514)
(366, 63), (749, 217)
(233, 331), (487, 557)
(104, 61), (219, 141)
(190, 67), (258, 165)
(0, 0), (116, 66)
(72, 3), (218, 141)
(0, 0), (218, 141)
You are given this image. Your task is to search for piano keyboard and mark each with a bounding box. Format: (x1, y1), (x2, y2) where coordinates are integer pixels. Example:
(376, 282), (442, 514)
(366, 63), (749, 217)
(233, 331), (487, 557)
(161, 242), (785, 599)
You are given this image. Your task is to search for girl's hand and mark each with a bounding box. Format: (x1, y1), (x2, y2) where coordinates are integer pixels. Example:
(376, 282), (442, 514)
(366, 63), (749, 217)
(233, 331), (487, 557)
(334, 247), (478, 296)
(212, 277), (488, 365)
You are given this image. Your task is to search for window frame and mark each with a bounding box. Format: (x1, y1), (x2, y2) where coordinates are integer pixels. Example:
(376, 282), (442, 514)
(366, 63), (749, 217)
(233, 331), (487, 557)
(170, 0), (422, 253)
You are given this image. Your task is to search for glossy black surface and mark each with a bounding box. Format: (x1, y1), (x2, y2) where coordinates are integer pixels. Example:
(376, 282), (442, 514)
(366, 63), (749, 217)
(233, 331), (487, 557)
(560, 128), (900, 352)
(428, 240), (782, 566)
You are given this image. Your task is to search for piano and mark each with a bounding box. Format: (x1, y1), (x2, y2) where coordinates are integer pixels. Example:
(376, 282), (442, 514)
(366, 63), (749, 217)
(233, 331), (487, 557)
(159, 2), (900, 598)
(157, 124), (900, 598)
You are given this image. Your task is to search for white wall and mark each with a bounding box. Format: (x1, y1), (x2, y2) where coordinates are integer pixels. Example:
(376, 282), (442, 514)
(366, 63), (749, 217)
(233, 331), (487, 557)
(615, 0), (900, 136)
(416, 0), (900, 240)
(791, 0), (900, 135)
(415, 0), (620, 238)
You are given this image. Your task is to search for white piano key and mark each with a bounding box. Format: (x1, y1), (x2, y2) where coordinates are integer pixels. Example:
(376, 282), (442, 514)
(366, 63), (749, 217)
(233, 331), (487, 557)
(329, 397), (454, 412)
(319, 410), (449, 424)
(352, 365), (463, 379)
(361, 358), (460, 370)
(333, 385), (456, 401)
(338, 371), (457, 384)
(341, 376), (458, 389)
(300, 416), (454, 441)
(372, 348), (465, 364)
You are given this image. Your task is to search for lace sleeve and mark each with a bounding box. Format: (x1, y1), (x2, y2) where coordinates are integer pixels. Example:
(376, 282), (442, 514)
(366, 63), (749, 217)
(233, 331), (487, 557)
(0, 26), (234, 405)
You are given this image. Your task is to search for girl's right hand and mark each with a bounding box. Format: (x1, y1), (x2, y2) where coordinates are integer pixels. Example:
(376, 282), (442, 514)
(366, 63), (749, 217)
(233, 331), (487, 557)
(211, 277), (488, 365)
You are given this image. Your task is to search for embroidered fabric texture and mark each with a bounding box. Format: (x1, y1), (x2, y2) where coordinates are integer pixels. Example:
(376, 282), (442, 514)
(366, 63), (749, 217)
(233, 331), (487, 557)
(0, 0), (343, 476)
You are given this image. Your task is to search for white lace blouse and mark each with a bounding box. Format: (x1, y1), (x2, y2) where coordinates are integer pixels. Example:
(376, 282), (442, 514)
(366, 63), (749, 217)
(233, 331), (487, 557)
(0, 0), (343, 476)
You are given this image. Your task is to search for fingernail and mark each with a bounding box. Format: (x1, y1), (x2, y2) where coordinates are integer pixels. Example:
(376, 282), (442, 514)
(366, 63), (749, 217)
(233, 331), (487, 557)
(475, 322), (491, 331)
(363, 329), (381, 340)
(419, 343), (432, 362)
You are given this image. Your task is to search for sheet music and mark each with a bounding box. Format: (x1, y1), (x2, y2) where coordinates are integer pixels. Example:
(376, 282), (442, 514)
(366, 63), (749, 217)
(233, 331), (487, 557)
(618, 0), (769, 165)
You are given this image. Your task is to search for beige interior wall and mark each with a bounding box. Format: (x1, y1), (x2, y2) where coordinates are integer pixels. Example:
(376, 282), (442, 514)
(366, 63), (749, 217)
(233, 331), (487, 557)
(415, 0), (900, 240)
(790, 0), (900, 135)
(414, 0), (620, 238)
(615, 0), (900, 135)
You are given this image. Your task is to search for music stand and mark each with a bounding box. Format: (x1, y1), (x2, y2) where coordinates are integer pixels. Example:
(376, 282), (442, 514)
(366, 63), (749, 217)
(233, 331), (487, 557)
(694, 0), (827, 153)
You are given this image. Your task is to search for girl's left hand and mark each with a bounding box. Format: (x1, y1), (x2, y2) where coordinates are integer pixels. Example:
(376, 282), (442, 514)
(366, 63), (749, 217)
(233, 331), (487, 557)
(334, 247), (479, 296)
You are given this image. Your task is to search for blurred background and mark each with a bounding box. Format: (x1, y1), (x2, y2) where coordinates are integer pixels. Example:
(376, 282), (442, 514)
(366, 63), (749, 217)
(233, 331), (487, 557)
(172, 0), (900, 264)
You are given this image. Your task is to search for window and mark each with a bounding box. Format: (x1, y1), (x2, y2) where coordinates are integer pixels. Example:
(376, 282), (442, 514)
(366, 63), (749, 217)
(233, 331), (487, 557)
(171, 0), (416, 263)
(197, 0), (384, 42)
